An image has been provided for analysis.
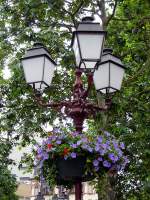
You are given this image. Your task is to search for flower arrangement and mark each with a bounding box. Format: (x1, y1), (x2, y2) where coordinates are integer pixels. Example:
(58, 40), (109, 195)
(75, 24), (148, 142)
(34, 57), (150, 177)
(34, 129), (129, 187)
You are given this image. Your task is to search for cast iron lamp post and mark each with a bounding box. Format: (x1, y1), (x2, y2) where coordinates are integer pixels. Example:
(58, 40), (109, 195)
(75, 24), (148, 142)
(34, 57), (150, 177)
(21, 17), (125, 200)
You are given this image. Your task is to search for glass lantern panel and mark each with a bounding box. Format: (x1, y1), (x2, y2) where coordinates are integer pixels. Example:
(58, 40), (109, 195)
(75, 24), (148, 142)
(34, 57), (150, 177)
(33, 82), (44, 90)
(111, 55), (122, 65)
(43, 57), (55, 86)
(102, 54), (122, 65)
(80, 61), (97, 69)
(78, 23), (102, 31)
(22, 56), (44, 84)
(78, 33), (104, 59)
(108, 88), (116, 93)
(110, 63), (125, 90)
(99, 88), (116, 94)
(84, 61), (97, 69)
(72, 35), (81, 66)
(99, 89), (106, 94)
(93, 63), (109, 90)
(80, 63), (85, 68)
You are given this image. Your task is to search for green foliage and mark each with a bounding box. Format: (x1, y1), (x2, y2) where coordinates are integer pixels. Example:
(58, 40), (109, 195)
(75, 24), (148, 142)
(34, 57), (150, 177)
(100, 0), (150, 199)
(0, 0), (150, 199)
(0, 138), (18, 199)
(0, 164), (18, 200)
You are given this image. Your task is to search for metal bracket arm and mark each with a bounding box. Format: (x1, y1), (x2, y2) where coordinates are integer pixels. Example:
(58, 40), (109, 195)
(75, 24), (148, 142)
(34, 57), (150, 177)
(33, 69), (112, 132)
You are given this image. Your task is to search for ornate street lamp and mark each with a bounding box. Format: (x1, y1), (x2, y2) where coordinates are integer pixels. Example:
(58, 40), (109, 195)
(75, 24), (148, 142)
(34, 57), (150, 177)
(21, 42), (56, 90)
(21, 17), (125, 200)
(71, 16), (106, 71)
(93, 48), (125, 94)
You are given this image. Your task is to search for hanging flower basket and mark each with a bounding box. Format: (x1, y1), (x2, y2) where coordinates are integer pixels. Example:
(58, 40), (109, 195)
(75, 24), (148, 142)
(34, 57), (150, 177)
(56, 156), (86, 180)
(34, 129), (129, 187)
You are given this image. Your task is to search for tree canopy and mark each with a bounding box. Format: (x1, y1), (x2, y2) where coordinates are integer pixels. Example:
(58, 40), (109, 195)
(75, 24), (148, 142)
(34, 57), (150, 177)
(0, 0), (150, 199)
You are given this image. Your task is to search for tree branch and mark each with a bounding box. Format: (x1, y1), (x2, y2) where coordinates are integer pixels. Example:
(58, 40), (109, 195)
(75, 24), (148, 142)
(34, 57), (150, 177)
(73, 1), (84, 16)
(105, 0), (118, 26)
(96, 0), (107, 28)
(124, 54), (150, 86)
(48, 22), (74, 32)
(70, 0), (84, 27)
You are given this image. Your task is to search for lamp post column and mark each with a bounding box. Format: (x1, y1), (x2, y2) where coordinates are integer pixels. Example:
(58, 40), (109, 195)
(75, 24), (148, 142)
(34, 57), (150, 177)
(66, 69), (90, 133)
(75, 182), (82, 200)
(70, 70), (85, 200)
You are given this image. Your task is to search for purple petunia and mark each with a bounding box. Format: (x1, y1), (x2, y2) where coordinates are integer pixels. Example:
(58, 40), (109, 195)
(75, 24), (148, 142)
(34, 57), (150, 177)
(56, 140), (62, 144)
(113, 140), (118, 149)
(37, 147), (42, 154)
(124, 156), (129, 164)
(51, 135), (56, 141)
(87, 146), (93, 153)
(71, 143), (77, 148)
(47, 138), (52, 143)
(108, 153), (115, 160)
(95, 145), (100, 152)
(106, 140), (110, 145)
(64, 155), (69, 160)
(71, 131), (79, 137)
(99, 149), (105, 156)
(104, 131), (110, 137)
(108, 153), (118, 163)
(93, 159), (99, 167)
(53, 128), (60, 133)
(102, 143), (108, 149)
(43, 153), (49, 160)
(71, 152), (77, 158)
(116, 148), (123, 157)
(77, 140), (82, 146)
(97, 136), (103, 143)
(42, 140), (46, 146)
(120, 142), (125, 149)
(103, 160), (111, 168)
(81, 137), (88, 143)
(98, 157), (103, 161)
(114, 155), (119, 162)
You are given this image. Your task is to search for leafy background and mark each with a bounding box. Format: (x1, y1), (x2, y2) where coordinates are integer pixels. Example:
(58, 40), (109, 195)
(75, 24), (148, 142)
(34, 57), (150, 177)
(0, 0), (150, 199)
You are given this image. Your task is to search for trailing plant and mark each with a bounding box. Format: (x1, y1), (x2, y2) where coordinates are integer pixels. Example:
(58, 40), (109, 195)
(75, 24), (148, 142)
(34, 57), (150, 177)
(34, 128), (129, 188)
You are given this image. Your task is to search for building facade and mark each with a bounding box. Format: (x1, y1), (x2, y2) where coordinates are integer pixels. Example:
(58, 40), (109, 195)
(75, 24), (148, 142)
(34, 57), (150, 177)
(16, 178), (98, 200)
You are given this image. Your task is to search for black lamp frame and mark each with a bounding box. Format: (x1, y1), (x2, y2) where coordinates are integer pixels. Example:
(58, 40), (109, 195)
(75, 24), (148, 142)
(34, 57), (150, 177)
(71, 26), (106, 71)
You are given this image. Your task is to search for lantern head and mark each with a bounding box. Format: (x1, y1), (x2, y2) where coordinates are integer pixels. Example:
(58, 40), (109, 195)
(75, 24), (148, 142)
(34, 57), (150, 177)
(71, 16), (106, 71)
(21, 43), (56, 90)
(93, 48), (125, 94)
